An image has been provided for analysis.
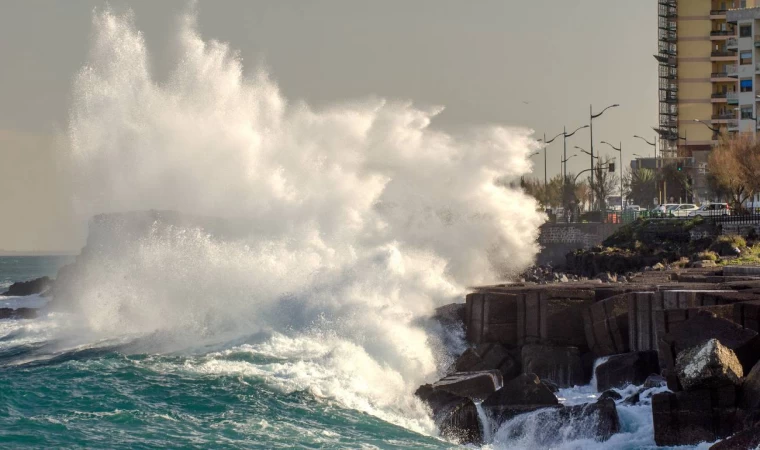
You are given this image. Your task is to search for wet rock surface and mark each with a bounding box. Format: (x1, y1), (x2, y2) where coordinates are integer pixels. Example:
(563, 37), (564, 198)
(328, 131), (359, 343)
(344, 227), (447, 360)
(675, 339), (743, 391)
(431, 370), (503, 401)
(594, 351), (660, 392)
(1, 276), (52, 296)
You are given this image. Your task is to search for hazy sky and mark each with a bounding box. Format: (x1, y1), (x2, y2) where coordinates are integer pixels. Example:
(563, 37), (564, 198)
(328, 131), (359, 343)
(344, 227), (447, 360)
(0, 0), (657, 252)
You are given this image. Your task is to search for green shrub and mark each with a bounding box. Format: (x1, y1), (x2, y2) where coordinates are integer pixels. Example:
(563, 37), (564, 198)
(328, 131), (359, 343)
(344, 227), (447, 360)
(696, 250), (719, 262)
(716, 234), (747, 249)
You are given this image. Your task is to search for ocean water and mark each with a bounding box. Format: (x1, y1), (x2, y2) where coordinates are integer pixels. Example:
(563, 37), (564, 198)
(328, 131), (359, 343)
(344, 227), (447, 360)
(0, 258), (714, 449)
(0, 256), (74, 291)
(0, 7), (713, 449)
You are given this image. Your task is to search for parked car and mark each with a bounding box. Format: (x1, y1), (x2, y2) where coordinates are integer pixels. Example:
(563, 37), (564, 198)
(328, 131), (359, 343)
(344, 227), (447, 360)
(650, 204), (677, 217)
(687, 203), (731, 217)
(625, 205), (642, 212)
(669, 204), (699, 217)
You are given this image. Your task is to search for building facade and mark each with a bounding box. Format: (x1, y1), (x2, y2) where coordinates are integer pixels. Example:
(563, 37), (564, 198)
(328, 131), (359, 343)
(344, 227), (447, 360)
(655, 0), (757, 203)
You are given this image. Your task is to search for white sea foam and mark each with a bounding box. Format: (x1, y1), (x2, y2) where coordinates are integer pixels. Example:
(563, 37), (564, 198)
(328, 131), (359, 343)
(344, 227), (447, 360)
(0, 293), (48, 310)
(45, 6), (545, 439)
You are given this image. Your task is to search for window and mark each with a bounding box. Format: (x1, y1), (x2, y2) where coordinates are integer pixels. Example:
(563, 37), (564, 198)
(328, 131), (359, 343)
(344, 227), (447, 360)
(741, 51), (753, 65)
(741, 25), (752, 37)
(741, 79), (753, 92)
(741, 105), (753, 119)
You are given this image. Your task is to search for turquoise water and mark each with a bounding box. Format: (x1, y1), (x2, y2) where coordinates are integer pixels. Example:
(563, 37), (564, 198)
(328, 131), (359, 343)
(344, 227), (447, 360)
(0, 346), (448, 449)
(0, 256), (74, 291)
(0, 257), (450, 449)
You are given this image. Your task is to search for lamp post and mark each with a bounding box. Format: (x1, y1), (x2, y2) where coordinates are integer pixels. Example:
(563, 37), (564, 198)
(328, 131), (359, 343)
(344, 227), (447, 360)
(589, 104), (619, 210)
(538, 131), (564, 187)
(601, 141), (624, 212)
(563, 125), (589, 184)
(633, 135), (657, 159)
(575, 146), (598, 160)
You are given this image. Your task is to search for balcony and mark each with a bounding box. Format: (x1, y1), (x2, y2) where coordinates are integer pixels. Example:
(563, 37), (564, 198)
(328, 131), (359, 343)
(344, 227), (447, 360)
(755, 36), (760, 47)
(727, 37), (738, 49)
(713, 112), (736, 122)
(728, 91), (739, 104)
(711, 71), (729, 79)
(727, 64), (739, 77)
(728, 119), (739, 130)
(710, 30), (734, 39)
(711, 50), (734, 58)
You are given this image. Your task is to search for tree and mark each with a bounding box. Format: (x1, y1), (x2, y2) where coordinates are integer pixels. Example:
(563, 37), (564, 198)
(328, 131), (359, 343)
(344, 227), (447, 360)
(659, 162), (692, 204)
(623, 167), (657, 208)
(708, 134), (760, 210)
(588, 155), (618, 211)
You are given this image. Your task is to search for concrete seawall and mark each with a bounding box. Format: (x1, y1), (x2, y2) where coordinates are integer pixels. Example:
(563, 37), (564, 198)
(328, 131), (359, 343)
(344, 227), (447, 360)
(537, 222), (622, 267)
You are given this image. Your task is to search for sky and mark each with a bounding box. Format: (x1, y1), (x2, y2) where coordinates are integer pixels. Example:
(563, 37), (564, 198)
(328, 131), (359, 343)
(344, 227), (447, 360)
(0, 0), (657, 253)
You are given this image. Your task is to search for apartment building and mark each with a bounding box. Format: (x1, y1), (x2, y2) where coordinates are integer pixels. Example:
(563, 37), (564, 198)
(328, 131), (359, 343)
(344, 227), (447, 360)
(655, 0), (757, 202)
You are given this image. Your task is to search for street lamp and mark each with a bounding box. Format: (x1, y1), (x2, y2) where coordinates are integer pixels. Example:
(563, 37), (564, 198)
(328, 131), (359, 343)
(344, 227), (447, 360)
(589, 103), (619, 209)
(601, 140), (624, 212)
(538, 131), (564, 188)
(575, 146), (598, 160)
(563, 125), (589, 184)
(633, 135), (657, 159)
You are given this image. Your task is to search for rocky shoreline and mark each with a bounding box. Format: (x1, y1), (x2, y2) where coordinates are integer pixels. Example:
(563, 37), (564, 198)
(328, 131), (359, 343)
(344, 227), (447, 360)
(419, 264), (760, 447)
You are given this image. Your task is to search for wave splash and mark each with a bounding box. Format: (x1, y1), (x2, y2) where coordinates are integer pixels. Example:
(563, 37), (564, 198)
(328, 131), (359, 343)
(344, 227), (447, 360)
(53, 8), (544, 437)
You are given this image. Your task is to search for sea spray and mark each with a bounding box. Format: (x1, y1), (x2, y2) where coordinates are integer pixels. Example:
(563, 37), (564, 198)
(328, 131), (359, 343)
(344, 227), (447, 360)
(49, 6), (546, 441)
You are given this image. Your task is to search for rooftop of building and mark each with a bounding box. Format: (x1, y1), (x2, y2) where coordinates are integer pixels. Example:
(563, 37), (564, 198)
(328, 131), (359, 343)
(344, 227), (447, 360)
(728, 7), (760, 22)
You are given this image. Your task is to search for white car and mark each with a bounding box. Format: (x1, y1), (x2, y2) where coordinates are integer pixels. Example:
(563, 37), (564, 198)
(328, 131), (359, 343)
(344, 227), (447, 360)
(669, 204), (699, 217)
(688, 203), (732, 217)
(625, 205), (642, 212)
(651, 204), (677, 217)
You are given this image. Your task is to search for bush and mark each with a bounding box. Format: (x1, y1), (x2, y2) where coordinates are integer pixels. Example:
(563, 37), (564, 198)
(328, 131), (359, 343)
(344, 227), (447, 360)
(716, 234), (747, 249)
(695, 250), (719, 262)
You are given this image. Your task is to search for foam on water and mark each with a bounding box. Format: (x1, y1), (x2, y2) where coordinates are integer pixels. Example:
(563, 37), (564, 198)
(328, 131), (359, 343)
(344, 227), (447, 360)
(23, 5), (546, 442)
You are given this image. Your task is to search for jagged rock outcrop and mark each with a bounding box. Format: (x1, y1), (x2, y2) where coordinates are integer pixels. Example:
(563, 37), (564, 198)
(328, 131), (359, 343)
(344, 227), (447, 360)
(2, 276), (52, 296)
(521, 344), (585, 388)
(675, 339), (743, 391)
(482, 373), (558, 423)
(415, 384), (481, 444)
(431, 370), (503, 401)
(594, 351), (660, 392)
(653, 385), (744, 446)
(709, 425), (760, 449)
(452, 343), (520, 380)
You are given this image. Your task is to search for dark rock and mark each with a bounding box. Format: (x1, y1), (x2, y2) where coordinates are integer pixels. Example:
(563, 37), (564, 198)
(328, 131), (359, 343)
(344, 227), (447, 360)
(452, 343), (520, 380)
(482, 373), (558, 423)
(675, 339), (743, 391)
(596, 272), (618, 283)
(541, 379), (559, 393)
(623, 391), (641, 405)
(2, 276), (52, 296)
(658, 310), (760, 374)
(709, 424), (760, 449)
(653, 385), (744, 446)
(599, 390), (622, 401)
(644, 374), (667, 389)
(434, 303), (466, 328)
(740, 359), (760, 411)
(521, 344), (585, 388)
(431, 370), (503, 401)
(0, 308), (38, 320)
(415, 384), (481, 444)
(594, 351), (660, 392)
(583, 293), (630, 357)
